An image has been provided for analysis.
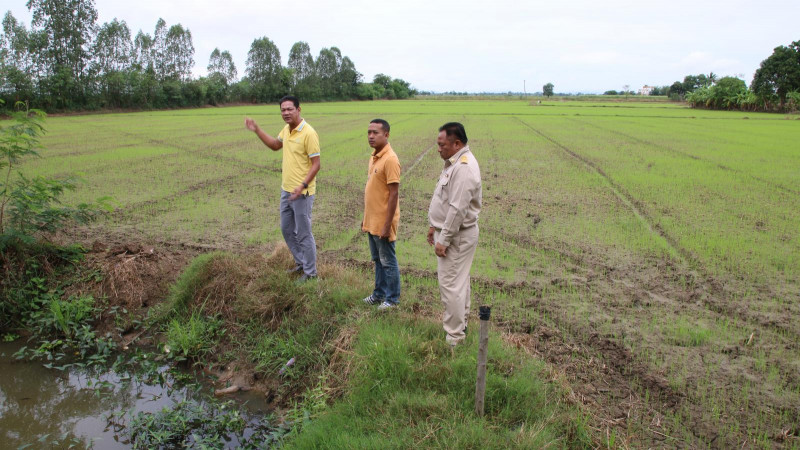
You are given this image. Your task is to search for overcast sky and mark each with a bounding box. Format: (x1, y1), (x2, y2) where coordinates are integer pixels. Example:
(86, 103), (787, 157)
(5, 0), (799, 93)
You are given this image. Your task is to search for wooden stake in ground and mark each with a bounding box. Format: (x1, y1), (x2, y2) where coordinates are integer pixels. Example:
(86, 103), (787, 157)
(475, 305), (491, 417)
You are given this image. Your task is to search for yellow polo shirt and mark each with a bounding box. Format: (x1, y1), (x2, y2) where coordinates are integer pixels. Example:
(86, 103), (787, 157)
(362, 144), (401, 241)
(277, 120), (320, 195)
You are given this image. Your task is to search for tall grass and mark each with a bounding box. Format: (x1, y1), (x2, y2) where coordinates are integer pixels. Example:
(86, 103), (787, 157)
(285, 316), (590, 449)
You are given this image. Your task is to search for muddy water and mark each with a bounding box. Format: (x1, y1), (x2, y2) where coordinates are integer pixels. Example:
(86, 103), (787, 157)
(0, 341), (270, 449)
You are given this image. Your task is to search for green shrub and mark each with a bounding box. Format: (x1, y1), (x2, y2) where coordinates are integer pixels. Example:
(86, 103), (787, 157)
(1, 243), (87, 329)
(0, 102), (110, 250)
(46, 295), (95, 339)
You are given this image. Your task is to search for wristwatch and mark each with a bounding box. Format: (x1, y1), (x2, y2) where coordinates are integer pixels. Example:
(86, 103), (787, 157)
(302, 182), (309, 188)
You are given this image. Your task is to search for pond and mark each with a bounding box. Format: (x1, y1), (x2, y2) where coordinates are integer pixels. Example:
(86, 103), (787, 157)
(0, 341), (275, 449)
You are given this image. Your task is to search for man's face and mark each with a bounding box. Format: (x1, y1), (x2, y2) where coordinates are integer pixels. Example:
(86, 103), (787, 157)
(280, 101), (300, 125)
(367, 123), (389, 150)
(437, 130), (459, 160)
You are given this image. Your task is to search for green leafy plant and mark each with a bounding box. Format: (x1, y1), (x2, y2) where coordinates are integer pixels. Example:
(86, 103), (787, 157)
(15, 292), (115, 367)
(2, 332), (19, 342)
(48, 295), (96, 339)
(1, 243), (86, 331)
(0, 101), (111, 250)
(128, 398), (287, 449)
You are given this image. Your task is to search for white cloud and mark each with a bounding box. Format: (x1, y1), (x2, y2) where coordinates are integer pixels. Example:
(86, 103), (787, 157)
(559, 51), (626, 65)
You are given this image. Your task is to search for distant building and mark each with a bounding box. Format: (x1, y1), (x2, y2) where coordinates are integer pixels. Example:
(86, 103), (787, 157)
(638, 85), (654, 96)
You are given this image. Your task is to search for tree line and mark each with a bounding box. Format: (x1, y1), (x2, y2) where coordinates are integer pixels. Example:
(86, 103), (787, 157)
(603, 41), (800, 112)
(681, 41), (800, 112)
(0, 0), (416, 112)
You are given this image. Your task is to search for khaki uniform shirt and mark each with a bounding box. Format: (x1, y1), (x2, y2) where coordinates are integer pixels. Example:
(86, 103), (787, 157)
(428, 145), (482, 247)
(362, 144), (401, 241)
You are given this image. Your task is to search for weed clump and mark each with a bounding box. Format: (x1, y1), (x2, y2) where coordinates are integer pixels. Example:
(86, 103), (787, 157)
(165, 312), (224, 360)
(155, 247), (308, 329)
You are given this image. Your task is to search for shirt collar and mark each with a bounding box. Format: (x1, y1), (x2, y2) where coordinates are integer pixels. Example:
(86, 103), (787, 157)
(372, 143), (393, 159)
(446, 145), (471, 167)
(291, 119), (306, 133)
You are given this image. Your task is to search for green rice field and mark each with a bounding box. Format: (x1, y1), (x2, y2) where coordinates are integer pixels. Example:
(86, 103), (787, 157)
(23, 99), (800, 447)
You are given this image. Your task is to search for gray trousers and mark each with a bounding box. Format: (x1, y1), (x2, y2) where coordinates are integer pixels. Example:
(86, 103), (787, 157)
(280, 190), (317, 276)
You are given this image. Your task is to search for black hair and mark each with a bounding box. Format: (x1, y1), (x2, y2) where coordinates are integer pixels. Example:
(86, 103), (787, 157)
(370, 118), (390, 133)
(439, 122), (468, 144)
(279, 95), (300, 108)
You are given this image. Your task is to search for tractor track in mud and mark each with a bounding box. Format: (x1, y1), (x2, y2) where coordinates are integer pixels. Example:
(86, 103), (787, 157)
(114, 170), (257, 217)
(403, 143), (437, 176)
(513, 117), (800, 342)
(514, 116), (692, 265)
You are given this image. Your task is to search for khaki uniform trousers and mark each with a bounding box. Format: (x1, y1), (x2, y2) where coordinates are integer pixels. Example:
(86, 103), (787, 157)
(435, 226), (479, 344)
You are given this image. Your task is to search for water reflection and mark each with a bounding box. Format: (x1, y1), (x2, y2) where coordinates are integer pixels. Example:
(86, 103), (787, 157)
(0, 341), (270, 449)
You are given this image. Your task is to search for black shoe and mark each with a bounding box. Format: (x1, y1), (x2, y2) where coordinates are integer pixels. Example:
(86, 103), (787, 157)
(286, 265), (303, 275)
(295, 274), (318, 284)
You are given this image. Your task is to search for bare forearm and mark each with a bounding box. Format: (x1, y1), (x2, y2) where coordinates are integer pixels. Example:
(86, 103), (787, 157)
(245, 117), (282, 150)
(254, 127), (281, 150)
(303, 157), (321, 186)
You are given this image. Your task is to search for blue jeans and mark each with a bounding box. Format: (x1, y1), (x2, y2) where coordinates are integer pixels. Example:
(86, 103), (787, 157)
(367, 233), (400, 304)
(280, 190), (317, 276)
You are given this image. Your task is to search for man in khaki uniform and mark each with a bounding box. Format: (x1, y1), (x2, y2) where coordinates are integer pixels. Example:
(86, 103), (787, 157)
(427, 122), (481, 346)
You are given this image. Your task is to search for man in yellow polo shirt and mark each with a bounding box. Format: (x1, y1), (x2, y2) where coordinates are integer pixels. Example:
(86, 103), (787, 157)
(244, 95), (321, 283)
(361, 119), (401, 309)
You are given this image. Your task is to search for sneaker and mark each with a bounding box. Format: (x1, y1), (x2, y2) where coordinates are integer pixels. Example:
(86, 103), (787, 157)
(286, 265), (303, 275)
(295, 274), (317, 284)
(377, 301), (397, 310)
(362, 294), (383, 306)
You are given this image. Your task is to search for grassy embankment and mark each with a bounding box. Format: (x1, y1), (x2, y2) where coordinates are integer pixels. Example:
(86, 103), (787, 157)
(150, 247), (590, 448)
